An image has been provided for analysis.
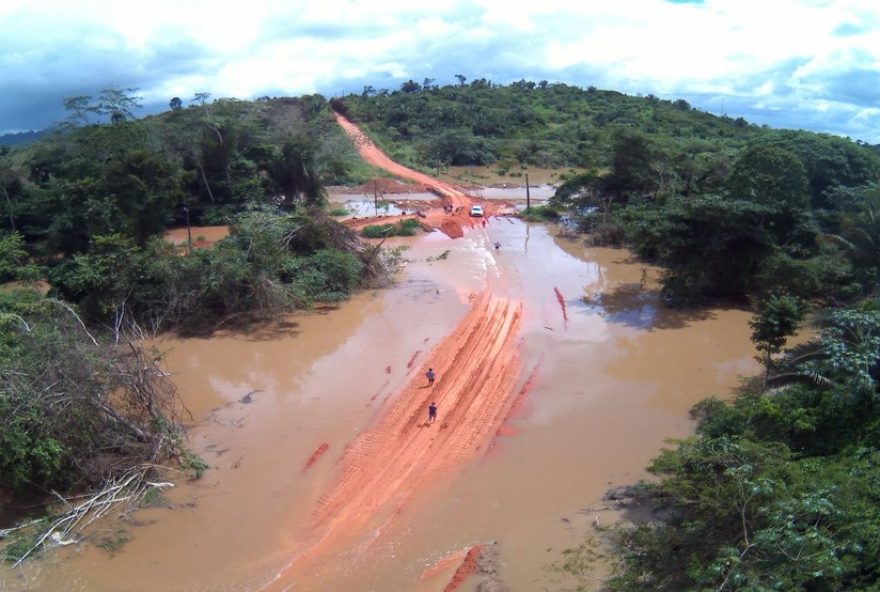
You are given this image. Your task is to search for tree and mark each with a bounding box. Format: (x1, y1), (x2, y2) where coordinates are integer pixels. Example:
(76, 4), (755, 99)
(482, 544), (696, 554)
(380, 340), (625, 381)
(96, 87), (143, 122)
(268, 137), (326, 209)
(192, 92), (211, 107)
(0, 232), (41, 283)
(624, 195), (775, 304)
(0, 289), (186, 493)
(62, 95), (99, 126)
(823, 183), (880, 281)
(400, 80), (421, 93)
(605, 129), (656, 199)
(102, 149), (183, 244)
(749, 294), (804, 385)
(455, 74), (467, 86)
(727, 144), (809, 211)
(169, 97), (183, 111)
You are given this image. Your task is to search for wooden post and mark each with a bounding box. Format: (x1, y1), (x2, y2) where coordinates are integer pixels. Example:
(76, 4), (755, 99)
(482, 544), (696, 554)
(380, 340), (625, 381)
(184, 206), (192, 254)
(525, 173), (531, 209)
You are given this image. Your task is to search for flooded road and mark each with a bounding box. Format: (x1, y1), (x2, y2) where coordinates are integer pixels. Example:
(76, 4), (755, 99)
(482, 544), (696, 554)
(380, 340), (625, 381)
(3, 218), (759, 592)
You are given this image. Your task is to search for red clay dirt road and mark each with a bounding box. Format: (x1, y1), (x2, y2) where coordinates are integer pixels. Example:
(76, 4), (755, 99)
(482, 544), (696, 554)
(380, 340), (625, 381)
(334, 111), (471, 211)
(260, 115), (528, 591)
(334, 111), (509, 238)
(264, 291), (522, 589)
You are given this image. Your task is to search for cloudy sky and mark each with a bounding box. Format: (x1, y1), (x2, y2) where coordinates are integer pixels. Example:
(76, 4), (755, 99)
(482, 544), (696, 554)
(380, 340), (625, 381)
(2, 0), (879, 142)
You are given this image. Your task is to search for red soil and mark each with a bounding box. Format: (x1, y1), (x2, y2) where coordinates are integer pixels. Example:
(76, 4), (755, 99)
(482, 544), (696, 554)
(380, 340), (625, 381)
(334, 112), (471, 210)
(302, 443), (330, 472)
(261, 113), (527, 591)
(352, 177), (432, 194)
(265, 290), (522, 586)
(439, 219), (465, 238)
(334, 112), (512, 238)
(443, 545), (484, 592)
(406, 350), (422, 369)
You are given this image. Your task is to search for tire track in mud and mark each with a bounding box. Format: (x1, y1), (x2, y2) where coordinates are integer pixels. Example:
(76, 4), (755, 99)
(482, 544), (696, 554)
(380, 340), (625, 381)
(264, 290), (523, 588)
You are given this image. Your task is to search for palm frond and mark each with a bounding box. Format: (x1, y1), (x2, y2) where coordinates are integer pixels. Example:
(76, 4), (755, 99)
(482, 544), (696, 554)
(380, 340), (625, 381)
(766, 371), (834, 390)
(779, 338), (827, 367)
(817, 233), (856, 254)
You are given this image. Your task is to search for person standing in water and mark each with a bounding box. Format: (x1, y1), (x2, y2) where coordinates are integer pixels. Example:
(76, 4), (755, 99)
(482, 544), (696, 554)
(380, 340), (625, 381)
(426, 368), (436, 386)
(428, 402), (437, 424)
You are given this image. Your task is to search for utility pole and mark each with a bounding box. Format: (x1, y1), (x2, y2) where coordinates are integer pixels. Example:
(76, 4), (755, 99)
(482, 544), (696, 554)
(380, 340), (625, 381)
(525, 173), (531, 209)
(374, 180), (379, 217)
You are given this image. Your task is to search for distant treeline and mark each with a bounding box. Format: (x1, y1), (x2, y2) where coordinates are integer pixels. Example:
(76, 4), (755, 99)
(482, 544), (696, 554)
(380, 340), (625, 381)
(0, 129), (46, 147)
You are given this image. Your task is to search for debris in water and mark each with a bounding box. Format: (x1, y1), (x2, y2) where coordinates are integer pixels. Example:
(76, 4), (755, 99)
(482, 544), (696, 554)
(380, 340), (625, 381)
(554, 287), (568, 325)
(303, 443), (330, 472)
(240, 389), (264, 404)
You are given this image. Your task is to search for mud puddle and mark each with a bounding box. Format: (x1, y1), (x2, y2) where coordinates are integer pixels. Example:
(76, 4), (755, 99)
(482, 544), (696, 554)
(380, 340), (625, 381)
(3, 219), (758, 592)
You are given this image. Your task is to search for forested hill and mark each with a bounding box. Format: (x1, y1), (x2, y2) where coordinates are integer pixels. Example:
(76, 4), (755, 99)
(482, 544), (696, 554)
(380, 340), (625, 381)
(0, 130), (47, 147)
(337, 79), (878, 179)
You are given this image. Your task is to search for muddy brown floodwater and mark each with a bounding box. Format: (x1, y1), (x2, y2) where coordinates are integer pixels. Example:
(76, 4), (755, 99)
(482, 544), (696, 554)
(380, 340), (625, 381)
(2, 217), (759, 592)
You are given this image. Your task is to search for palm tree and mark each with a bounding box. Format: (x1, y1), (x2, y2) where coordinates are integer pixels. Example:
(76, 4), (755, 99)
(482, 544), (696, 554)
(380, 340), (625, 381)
(767, 309), (880, 394)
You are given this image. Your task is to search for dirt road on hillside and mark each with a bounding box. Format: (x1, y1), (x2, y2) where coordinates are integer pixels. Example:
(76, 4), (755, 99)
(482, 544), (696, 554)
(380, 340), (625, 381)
(333, 111), (513, 238)
(334, 112), (471, 210)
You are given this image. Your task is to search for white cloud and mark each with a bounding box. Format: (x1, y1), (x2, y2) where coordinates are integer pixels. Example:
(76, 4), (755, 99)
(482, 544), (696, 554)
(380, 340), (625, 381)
(1, 0), (879, 141)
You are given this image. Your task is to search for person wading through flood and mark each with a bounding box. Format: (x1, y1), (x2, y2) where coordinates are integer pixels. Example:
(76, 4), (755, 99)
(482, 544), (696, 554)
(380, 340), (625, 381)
(425, 367), (436, 386)
(428, 402), (437, 424)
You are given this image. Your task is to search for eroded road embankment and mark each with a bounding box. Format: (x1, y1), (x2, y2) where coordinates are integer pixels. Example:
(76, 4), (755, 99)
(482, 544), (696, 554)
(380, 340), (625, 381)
(264, 290), (522, 588)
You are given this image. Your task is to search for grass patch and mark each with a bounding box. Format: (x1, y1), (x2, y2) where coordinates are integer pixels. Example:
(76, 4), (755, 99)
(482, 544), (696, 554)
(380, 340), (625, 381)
(180, 450), (209, 480)
(361, 218), (422, 238)
(2, 533), (35, 563)
(328, 207), (350, 217)
(520, 205), (561, 222)
(139, 486), (167, 508)
(96, 529), (131, 553)
(382, 245), (410, 273)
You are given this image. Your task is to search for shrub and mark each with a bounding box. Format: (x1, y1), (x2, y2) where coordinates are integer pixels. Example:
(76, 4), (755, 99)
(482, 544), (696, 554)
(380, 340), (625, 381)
(360, 218), (422, 238)
(520, 205), (560, 222)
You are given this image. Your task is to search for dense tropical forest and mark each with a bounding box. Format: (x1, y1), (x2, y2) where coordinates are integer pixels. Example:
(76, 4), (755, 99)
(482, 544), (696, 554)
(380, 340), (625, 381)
(2, 79), (880, 590)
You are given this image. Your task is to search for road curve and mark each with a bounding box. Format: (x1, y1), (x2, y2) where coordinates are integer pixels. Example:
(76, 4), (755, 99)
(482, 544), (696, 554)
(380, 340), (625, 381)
(333, 111), (472, 211)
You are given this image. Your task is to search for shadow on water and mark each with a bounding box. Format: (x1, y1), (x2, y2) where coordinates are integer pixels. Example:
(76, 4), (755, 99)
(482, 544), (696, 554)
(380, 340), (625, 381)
(173, 317), (305, 341)
(584, 283), (732, 331)
(241, 319), (306, 342)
